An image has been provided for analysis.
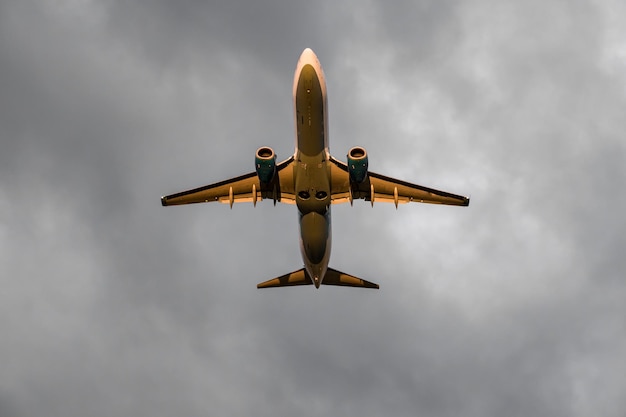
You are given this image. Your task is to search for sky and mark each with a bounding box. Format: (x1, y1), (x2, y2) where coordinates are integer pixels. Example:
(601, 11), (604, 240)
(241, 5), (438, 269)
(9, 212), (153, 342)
(1, 0), (625, 416)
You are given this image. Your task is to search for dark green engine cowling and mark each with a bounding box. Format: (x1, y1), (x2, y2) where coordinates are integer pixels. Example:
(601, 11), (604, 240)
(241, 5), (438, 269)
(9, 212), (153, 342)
(255, 147), (277, 183)
(347, 146), (368, 183)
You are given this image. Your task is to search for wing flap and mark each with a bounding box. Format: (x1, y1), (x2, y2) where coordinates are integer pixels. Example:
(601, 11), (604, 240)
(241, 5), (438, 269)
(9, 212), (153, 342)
(161, 171), (258, 206)
(367, 171), (470, 206)
(329, 156), (469, 206)
(161, 156), (296, 206)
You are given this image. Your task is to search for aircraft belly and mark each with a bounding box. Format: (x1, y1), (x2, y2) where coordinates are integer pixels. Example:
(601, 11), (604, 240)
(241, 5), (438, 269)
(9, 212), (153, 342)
(299, 210), (332, 287)
(299, 212), (329, 264)
(294, 154), (331, 215)
(295, 64), (325, 156)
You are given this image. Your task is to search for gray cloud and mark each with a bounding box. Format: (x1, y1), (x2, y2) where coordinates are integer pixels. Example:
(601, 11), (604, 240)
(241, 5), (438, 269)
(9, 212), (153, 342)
(1, 0), (624, 416)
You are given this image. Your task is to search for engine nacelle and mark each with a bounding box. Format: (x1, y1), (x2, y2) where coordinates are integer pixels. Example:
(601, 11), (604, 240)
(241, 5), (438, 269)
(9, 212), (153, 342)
(347, 146), (368, 183)
(255, 147), (277, 183)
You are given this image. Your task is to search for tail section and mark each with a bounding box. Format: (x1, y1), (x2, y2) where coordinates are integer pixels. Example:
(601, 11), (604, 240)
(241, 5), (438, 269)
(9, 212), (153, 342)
(257, 267), (378, 289)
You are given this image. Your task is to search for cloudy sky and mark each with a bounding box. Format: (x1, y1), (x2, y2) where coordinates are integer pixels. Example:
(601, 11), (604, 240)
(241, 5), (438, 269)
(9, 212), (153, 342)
(1, 0), (625, 416)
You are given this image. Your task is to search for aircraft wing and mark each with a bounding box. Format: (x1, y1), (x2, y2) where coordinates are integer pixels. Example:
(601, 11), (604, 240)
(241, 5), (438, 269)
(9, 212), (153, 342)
(329, 156), (469, 207)
(161, 156), (296, 207)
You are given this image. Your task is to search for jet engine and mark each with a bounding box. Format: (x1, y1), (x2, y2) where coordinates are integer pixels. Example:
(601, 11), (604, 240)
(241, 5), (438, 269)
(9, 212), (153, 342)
(347, 146), (368, 183)
(255, 147), (277, 183)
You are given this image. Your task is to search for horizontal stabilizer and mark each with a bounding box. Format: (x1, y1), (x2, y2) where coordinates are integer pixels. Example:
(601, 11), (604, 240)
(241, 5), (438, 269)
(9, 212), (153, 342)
(322, 267), (379, 289)
(257, 268), (312, 288)
(257, 267), (378, 289)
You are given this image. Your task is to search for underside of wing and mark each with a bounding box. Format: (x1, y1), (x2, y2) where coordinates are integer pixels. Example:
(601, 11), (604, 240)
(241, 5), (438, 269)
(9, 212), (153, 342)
(161, 156), (296, 207)
(329, 156), (469, 207)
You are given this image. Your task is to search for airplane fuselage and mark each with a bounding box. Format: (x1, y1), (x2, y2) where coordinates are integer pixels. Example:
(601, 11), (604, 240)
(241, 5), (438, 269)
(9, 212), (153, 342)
(293, 49), (331, 287)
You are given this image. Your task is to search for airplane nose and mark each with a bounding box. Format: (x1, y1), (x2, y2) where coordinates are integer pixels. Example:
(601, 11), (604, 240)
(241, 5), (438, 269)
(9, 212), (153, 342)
(299, 48), (318, 64)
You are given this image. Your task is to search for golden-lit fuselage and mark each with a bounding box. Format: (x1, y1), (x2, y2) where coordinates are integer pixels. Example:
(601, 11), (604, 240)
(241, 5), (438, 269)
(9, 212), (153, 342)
(292, 49), (331, 288)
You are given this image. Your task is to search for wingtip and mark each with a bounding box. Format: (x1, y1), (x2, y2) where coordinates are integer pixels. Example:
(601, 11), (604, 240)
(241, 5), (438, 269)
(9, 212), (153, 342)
(161, 196), (168, 206)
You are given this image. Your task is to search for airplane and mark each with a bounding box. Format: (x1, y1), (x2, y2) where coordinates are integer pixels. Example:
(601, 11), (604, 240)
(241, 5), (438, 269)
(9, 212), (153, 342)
(161, 48), (469, 289)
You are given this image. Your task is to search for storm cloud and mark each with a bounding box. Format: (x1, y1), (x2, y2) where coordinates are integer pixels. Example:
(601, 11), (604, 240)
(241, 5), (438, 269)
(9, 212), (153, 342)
(1, 0), (625, 416)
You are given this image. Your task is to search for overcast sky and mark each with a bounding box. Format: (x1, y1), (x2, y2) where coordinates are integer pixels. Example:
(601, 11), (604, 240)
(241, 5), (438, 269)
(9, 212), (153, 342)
(1, 0), (625, 416)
